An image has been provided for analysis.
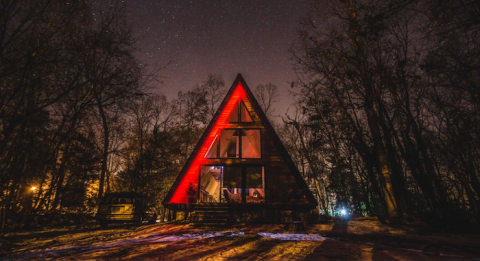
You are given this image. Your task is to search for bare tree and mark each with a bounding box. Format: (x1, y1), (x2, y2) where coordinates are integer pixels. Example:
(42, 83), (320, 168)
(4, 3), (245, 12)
(201, 74), (226, 119)
(291, 0), (480, 226)
(0, 0), (148, 230)
(255, 83), (279, 117)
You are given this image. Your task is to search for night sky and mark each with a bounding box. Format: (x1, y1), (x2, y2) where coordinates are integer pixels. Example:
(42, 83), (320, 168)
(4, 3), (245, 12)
(126, 0), (310, 117)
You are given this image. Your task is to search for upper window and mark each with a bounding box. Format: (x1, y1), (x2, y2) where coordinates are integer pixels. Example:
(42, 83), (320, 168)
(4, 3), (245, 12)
(241, 130), (261, 158)
(220, 129), (239, 158)
(228, 100), (253, 123)
(205, 135), (219, 158)
(206, 129), (261, 158)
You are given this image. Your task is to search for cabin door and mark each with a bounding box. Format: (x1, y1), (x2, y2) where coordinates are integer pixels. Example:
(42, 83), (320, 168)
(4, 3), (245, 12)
(199, 166), (222, 203)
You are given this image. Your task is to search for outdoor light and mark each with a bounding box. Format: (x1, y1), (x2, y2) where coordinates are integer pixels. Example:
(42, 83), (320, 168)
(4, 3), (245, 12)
(30, 186), (37, 192)
(340, 209), (347, 216)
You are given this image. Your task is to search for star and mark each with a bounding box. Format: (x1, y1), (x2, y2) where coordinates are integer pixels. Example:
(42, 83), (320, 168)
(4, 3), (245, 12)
(125, 0), (310, 118)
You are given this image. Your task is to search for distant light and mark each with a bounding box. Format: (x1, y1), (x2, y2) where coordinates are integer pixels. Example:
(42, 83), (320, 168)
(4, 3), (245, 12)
(340, 209), (347, 216)
(31, 186), (37, 192)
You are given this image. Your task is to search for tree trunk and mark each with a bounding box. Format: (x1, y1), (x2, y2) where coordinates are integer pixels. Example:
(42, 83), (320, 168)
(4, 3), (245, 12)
(364, 93), (400, 225)
(314, 178), (329, 215)
(97, 94), (109, 201)
(51, 144), (71, 211)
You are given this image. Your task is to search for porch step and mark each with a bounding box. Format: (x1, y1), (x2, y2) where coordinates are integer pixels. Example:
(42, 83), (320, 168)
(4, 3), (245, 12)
(192, 204), (230, 227)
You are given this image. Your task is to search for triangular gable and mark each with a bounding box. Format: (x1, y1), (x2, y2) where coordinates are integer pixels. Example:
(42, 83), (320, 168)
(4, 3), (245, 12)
(228, 100), (253, 122)
(163, 74), (316, 205)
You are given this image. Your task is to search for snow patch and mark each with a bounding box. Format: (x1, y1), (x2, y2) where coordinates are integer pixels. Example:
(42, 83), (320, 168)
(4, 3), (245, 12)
(151, 231), (244, 242)
(123, 231), (243, 243)
(258, 233), (327, 241)
(4, 231), (246, 260)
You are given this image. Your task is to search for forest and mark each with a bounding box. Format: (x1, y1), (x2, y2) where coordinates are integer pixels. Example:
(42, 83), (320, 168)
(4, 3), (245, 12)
(1, 0), (479, 231)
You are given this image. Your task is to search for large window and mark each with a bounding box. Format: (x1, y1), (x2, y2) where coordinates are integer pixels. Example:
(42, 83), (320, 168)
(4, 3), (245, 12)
(206, 129), (261, 158)
(222, 166), (265, 204)
(219, 129), (260, 158)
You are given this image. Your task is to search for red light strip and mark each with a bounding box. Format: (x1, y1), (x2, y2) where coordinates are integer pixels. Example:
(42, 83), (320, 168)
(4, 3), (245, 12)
(169, 82), (248, 203)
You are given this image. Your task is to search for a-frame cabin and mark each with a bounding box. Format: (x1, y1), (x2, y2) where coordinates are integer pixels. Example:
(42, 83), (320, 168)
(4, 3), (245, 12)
(163, 74), (316, 223)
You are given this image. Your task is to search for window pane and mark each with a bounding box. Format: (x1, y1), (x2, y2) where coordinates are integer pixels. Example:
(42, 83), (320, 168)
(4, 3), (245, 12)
(228, 101), (239, 122)
(228, 100), (253, 123)
(223, 166), (242, 188)
(220, 130), (239, 158)
(246, 188), (265, 203)
(205, 135), (218, 158)
(107, 196), (132, 204)
(240, 101), (253, 122)
(241, 130), (261, 158)
(246, 167), (264, 203)
(222, 188), (242, 203)
(246, 166), (263, 188)
(199, 166), (222, 203)
(223, 166), (242, 204)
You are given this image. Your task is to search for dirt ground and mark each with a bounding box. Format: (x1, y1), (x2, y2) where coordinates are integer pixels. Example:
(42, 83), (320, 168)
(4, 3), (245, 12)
(1, 217), (480, 260)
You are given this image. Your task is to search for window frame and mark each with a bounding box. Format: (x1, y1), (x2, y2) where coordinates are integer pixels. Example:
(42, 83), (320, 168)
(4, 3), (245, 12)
(221, 165), (265, 204)
(198, 165), (224, 203)
(228, 100), (254, 123)
(215, 128), (261, 159)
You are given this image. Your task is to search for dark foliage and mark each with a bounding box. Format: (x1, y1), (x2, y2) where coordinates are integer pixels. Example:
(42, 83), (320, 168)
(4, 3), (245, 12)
(288, 0), (480, 226)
